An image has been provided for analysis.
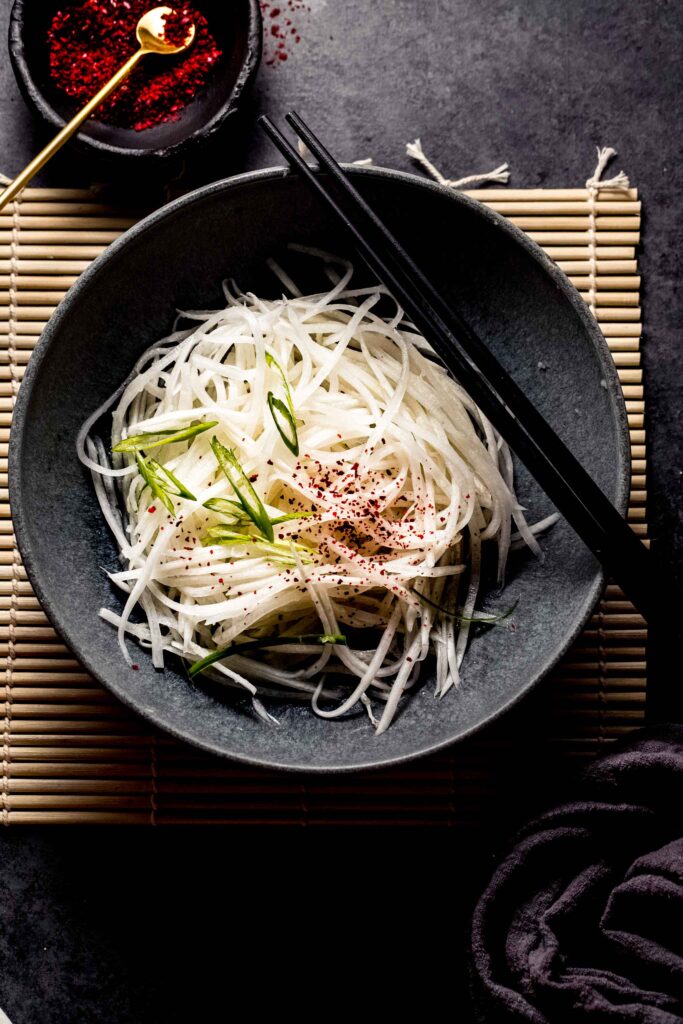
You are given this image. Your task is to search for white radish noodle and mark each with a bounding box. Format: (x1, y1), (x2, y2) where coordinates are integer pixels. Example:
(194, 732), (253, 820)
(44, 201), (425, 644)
(79, 249), (557, 733)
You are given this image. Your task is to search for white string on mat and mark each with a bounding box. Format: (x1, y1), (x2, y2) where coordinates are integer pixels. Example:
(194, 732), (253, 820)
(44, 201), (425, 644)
(406, 138), (510, 188)
(584, 146), (630, 316)
(297, 137), (508, 184)
(296, 138), (373, 166)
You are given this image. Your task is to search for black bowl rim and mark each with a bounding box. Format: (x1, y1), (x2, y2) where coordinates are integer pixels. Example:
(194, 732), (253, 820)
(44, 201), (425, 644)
(8, 165), (630, 772)
(8, 0), (262, 161)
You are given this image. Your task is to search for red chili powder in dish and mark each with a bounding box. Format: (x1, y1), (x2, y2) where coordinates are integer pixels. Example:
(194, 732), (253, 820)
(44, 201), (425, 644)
(46, 1), (222, 132)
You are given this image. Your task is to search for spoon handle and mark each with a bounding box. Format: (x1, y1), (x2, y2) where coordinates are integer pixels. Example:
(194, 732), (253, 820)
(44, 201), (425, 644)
(0, 48), (145, 213)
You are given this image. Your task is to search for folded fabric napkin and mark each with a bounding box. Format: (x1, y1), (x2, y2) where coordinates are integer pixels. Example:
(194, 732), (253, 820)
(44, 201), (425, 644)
(470, 726), (683, 1022)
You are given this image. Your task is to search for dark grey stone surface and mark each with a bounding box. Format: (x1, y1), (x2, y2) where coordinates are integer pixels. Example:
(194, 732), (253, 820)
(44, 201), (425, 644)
(0, 0), (680, 1019)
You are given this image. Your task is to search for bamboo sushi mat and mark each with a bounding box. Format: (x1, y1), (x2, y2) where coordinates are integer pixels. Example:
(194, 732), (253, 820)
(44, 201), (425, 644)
(0, 183), (647, 825)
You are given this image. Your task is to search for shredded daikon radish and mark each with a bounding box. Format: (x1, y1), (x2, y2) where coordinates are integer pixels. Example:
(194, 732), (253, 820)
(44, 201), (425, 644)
(80, 251), (554, 733)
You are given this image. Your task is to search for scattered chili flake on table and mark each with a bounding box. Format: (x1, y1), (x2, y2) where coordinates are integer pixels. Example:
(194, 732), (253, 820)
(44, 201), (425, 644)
(46, 0), (222, 131)
(259, 0), (309, 66)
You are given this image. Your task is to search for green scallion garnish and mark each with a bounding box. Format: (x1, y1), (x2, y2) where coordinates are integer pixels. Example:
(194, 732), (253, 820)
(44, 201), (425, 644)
(210, 437), (274, 543)
(202, 526), (314, 565)
(265, 352), (295, 415)
(269, 511), (315, 525)
(202, 527), (253, 545)
(188, 632), (347, 678)
(205, 496), (312, 528)
(267, 393), (299, 456)
(151, 460), (196, 500)
(265, 352), (299, 455)
(113, 420), (217, 453)
(135, 453), (196, 514)
(203, 496), (248, 522)
(416, 590), (520, 625)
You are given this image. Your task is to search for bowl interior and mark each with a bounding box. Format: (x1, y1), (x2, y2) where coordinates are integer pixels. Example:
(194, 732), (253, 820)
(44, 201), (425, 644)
(9, 169), (629, 771)
(13, 0), (257, 153)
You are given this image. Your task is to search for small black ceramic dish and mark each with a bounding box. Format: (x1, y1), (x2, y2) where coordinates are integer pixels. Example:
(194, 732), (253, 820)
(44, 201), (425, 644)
(9, 168), (630, 772)
(9, 0), (262, 165)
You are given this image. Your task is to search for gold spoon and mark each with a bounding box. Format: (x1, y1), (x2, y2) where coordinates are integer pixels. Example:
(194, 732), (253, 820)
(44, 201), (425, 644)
(0, 6), (196, 213)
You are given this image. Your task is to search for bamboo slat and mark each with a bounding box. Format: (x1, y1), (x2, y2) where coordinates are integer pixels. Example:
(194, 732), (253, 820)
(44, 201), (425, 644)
(556, 260), (636, 274)
(0, 245), (108, 258)
(529, 232), (640, 245)
(0, 216), (135, 229)
(485, 201), (640, 215)
(463, 188), (639, 200)
(510, 216), (640, 230)
(0, 232), (123, 245)
(0, 183), (647, 826)
(0, 276), (79, 289)
(0, 261), (93, 274)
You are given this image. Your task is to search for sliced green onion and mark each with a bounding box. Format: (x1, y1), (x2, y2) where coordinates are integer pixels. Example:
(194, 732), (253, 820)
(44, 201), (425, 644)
(256, 546), (313, 567)
(267, 393), (299, 455)
(202, 527), (253, 546)
(136, 452), (174, 514)
(202, 526), (314, 565)
(189, 632), (347, 678)
(210, 437), (274, 543)
(265, 353), (299, 455)
(416, 590), (519, 625)
(151, 461), (196, 501)
(269, 511), (315, 525)
(206, 496), (313, 528)
(203, 496), (248, 523)
(463, 597), (519, 625)
(135, 453), (196, 514)
(261, 546), (313, 567)
(204, 496), (244, 515)
(113, 420), (217, 453)
(265, 352), (295, 415)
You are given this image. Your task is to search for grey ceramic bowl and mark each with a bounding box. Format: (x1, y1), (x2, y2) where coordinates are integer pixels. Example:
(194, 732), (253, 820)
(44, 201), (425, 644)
(9, 0), (262, 165)
(9, 167), (629, 771)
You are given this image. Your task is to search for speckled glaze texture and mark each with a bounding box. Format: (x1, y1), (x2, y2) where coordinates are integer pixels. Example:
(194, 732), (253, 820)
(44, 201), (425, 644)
(8, 0), (262, 164)
(9, 168), (629, 771)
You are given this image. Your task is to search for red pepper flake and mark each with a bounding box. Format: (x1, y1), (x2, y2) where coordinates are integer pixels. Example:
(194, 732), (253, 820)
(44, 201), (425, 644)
(148, 505), (156, 514)
(259, 0), (309, 66)
(162, 7), (196, 47)
(131, 663), (140, 671)
(46, 1), (222, 132)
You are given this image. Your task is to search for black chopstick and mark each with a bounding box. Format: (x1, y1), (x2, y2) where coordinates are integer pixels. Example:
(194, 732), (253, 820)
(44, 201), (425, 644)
(259, 112), (655, 622)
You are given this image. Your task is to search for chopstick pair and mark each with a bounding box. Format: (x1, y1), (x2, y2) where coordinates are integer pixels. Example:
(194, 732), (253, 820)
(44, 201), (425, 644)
(259, 111), (654, 622)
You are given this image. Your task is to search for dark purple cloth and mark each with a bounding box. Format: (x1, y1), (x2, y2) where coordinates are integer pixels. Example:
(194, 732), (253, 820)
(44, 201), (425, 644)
(470, 726), (683, 1022)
